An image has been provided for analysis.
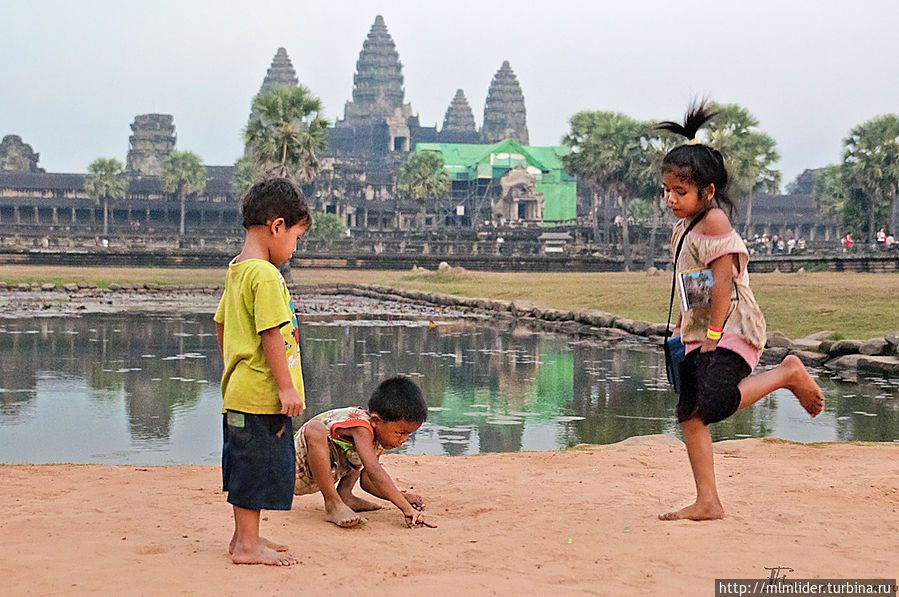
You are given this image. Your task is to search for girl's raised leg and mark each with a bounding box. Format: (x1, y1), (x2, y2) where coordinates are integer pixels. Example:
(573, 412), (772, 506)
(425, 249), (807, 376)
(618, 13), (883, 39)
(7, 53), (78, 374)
(737, 355), (824, 415)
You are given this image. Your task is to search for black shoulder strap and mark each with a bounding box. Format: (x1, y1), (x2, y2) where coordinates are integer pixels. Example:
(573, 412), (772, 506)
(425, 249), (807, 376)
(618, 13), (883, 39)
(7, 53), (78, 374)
(665, 210), (708, 338)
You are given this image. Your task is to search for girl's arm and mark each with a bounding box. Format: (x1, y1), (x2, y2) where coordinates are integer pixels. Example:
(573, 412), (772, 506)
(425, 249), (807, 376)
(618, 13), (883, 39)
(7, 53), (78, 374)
(698, 209), (736, 353)
(703, 254), (735, 352)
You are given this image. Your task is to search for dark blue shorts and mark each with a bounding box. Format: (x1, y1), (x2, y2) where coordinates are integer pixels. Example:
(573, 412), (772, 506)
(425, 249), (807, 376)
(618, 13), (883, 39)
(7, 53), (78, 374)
(222, 411), (295, 511)
(676, 348), (751, 425)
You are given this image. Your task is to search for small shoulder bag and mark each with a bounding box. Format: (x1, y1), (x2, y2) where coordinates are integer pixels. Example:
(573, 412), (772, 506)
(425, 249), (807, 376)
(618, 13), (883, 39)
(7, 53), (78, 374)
(663, 210), (708, 393)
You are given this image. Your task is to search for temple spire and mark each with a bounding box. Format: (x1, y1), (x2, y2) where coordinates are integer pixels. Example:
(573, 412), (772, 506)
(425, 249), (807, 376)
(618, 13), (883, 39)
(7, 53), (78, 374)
(481, 60), (529, 145)
(349, 14), (405, 117)
(442, 89), (477, 134)
(258, 47), (299, 93)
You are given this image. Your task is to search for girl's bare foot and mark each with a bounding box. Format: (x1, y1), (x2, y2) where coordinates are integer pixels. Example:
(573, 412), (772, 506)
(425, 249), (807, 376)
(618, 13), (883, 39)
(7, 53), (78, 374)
(231, 543), (298, 566)
(339, 493), (383, 512)
(325, 500), (366, 527)
(659, 500), (725, 521)
(229, 535), (288, 554)
(781, 355), (825, 417)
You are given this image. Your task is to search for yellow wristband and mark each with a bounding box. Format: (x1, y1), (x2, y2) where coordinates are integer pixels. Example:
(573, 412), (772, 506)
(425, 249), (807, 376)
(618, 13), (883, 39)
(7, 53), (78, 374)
(706, 328), (722, 340)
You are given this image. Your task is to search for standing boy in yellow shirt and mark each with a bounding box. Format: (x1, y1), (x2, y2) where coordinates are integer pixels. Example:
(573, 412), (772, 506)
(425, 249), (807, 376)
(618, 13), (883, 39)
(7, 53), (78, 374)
(214, 178), (310, 566)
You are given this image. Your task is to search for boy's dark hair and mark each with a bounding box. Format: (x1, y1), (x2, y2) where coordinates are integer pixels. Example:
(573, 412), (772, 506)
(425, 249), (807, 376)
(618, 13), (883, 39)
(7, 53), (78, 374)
(655, 100), (735, 216)
(368, 376), (428, 423)
(241, 177), (311, 229)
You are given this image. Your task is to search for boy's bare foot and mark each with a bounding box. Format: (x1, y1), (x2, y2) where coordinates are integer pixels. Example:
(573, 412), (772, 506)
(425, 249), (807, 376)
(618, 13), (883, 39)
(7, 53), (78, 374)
(781, 355), (825, 417)
(231, 543), (298, 566)
(229, 535), (288, 554)
(325, 500), (367, 527)
(340, 493), (383, 512)
(659, 500), (725, 521)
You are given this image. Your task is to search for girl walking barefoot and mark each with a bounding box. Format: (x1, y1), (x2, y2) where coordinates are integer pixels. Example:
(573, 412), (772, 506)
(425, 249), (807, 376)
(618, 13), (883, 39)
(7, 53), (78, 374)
(656, 102), (825, 521)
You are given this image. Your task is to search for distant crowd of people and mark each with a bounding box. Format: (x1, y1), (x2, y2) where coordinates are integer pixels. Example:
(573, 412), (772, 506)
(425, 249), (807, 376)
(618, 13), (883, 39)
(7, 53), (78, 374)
(746, 233), (805, 256)
(840, 229), (896, 252)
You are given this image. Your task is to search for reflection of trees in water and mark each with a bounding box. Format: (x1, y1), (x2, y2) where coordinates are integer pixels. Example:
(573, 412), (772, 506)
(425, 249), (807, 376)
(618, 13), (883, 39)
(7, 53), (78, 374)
(299, 322), (545, 453)
(570, 343), (674, 445)
(0, 313), (219, 440)
(477, 421), (525, 453)
(829, 378), (898, 442)
(4, 314), (897, 454)
(125, 361), (206, 440)
(0, 326), (40, 415)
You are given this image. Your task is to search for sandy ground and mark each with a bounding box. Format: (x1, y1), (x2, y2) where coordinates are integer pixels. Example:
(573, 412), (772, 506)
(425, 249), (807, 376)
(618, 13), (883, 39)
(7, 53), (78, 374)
(1, 437), (896, 597)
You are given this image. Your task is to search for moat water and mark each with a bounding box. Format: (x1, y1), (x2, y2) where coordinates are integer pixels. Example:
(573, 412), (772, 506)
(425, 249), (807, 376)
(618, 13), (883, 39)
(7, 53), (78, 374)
(0, 312), (896, 465)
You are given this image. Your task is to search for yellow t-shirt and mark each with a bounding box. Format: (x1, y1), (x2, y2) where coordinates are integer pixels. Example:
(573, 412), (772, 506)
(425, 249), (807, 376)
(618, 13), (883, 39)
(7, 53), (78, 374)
(213, 258), (305, 414)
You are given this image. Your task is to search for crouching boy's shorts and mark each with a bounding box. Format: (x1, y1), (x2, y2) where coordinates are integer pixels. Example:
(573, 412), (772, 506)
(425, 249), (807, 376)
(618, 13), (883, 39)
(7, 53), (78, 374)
(293, 422), (361, 496)
(222, 411), (295, 510)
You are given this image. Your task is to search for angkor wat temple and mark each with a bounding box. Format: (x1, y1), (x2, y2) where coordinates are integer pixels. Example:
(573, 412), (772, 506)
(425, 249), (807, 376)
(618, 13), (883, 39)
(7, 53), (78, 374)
(0, 15), (837, 245)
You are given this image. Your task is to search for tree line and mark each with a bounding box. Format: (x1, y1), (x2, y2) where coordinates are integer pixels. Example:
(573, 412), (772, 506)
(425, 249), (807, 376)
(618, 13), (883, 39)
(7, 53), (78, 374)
(82, 85), (899, 252)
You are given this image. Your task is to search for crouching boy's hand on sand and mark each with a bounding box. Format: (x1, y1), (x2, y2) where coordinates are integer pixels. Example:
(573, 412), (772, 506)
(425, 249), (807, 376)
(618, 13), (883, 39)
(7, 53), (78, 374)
(404, 509), (437, 528)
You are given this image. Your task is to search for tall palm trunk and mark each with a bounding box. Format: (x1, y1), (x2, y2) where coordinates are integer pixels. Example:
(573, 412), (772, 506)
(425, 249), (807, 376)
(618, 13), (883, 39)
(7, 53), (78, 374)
(179, 187), (187, 237)
(742, 191), (754, 237)
(102, 197), (109, 236)
(590, 187), (601, 245)
(867, 189), (878, 244)
(619, 195), (632, 271)
(890, 185), (899, 237)
(644, 193), (662, 270)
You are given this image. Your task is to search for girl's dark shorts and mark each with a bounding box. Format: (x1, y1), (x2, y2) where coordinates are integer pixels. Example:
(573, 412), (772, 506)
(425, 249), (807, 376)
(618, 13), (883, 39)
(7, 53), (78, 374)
(676, 348), (751, 425)
(222, 411), (295, 511)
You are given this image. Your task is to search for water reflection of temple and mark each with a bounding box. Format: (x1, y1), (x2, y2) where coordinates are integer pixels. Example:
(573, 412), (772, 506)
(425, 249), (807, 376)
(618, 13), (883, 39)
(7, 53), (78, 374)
(1, 315), (896, 463)
(0, 314), (217, 440)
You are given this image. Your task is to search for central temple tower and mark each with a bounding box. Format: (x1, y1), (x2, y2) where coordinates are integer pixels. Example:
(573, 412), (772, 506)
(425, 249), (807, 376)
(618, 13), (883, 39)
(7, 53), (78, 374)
(334, 15), (413, 154)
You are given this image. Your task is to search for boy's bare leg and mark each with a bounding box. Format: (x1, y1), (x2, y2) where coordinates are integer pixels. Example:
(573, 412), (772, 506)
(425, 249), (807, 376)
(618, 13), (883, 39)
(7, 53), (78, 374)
(230, 506), (298, 566)
(304, 423), (366, 527)
(737, 355), (824, 416)
(336, 469), (383, 512)
(659, 417), (725, 521)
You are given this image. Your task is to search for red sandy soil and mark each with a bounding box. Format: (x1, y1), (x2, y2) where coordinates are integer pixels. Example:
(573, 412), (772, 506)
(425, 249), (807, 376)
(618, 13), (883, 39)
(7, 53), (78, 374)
(1, 437), (896, 596)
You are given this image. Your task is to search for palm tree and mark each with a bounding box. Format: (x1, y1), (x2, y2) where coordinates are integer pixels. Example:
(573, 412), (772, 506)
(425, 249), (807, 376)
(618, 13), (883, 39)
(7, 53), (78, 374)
(161, 151), (206, 236)
(706, 104), (781, 236)
(230, 154), (259, 199)
(842, 114), (899, 241)
(245, 85), (329, 184)
(396, 151), (450, 228)
(562, 111), (650, 271)
(84, 157), (128, 236)
(641, 130), (680, 269)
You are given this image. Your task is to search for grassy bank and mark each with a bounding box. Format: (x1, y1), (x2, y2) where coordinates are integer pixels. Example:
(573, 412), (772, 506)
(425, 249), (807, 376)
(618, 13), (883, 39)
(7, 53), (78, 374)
(1, 265), (896, 339)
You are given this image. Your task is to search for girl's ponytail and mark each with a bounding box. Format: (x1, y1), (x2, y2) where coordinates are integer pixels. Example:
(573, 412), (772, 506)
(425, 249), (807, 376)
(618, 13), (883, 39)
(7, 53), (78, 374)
(655, 100), (717, 142)
(655, 100), (734, 217)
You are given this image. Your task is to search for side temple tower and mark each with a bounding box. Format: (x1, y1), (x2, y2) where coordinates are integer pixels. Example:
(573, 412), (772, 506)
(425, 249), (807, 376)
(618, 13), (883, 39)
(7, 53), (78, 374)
(440, 89), (479, 144)
(481, 61), (529, 145)
(126, 114), (176, 176)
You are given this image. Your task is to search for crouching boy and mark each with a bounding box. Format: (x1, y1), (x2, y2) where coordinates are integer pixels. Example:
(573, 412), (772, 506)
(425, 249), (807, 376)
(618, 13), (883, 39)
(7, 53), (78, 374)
(294, 376), (434, 528)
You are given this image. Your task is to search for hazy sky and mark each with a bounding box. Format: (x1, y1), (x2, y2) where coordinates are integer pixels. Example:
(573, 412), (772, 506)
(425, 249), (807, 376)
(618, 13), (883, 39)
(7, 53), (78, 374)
(3, 0), (897, 185)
